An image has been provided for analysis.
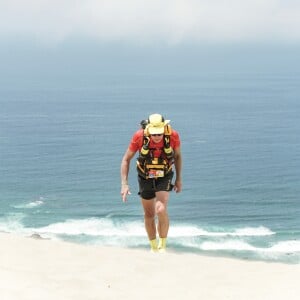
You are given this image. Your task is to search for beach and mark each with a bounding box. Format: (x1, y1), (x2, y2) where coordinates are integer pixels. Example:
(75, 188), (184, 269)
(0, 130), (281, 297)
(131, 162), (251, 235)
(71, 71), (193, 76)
(1, 2), (300, 297)
(1, 232), (299, 300)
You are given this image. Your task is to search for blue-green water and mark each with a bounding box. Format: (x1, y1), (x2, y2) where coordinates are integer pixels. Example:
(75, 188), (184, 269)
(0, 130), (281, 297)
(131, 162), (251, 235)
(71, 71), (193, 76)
(1, 72), (300, 263)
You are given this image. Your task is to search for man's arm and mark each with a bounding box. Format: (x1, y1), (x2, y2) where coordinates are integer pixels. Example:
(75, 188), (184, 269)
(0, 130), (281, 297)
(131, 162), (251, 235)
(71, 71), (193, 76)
(173, 147), (182, 193)
(120, 148), (136, 202)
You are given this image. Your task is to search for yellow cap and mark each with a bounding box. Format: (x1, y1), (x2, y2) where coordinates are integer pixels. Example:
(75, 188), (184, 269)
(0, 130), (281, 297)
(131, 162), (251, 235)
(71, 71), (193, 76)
(147, 114), (170, 135)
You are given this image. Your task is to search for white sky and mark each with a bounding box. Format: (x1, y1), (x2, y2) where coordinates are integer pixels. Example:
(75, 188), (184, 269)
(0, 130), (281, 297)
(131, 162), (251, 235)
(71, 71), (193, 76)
(0, 0), (300, 45)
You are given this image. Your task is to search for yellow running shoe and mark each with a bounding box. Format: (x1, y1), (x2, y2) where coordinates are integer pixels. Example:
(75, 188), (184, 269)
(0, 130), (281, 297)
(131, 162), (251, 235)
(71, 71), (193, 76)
(158, 237), (167, 253)
(149, 238), (158, 253)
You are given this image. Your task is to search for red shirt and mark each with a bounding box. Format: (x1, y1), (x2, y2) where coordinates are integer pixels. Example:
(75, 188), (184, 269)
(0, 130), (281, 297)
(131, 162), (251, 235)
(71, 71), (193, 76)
(128, 129), (181, 158)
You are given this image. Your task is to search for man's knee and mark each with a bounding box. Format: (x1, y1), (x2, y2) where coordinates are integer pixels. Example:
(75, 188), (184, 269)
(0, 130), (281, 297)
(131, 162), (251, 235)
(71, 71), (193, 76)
(142, 203), (156, 219)
(155, 192), (169, 214)
(144, 212), (156, 220)
(156, 201), (168, 215)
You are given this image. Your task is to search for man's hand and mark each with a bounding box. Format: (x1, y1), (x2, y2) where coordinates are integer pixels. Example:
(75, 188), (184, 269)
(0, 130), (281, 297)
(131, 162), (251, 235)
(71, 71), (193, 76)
(121, 184), (131, 202)
(173, 180), (182, 193)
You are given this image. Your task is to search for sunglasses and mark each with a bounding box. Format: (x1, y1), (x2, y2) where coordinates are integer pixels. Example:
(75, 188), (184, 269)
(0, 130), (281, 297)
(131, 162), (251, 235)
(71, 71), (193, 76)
(151, 134), (163, 137)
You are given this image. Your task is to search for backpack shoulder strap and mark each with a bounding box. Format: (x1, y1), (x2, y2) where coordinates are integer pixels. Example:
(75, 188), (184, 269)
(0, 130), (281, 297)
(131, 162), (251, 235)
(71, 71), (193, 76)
(164, 124), (172, 136)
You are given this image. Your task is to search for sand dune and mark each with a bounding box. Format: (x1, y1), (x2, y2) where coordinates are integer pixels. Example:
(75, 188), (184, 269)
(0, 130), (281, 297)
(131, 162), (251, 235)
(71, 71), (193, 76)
(1, 232), (299, 300)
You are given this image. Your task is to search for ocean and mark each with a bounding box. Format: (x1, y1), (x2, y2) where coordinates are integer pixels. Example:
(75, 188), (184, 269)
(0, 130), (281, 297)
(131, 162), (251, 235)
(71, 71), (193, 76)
(1, 71), (300, 264)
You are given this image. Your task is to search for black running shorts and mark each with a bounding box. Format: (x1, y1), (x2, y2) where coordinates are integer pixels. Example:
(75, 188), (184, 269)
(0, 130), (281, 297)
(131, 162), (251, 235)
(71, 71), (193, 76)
(138, 171), (174, 200)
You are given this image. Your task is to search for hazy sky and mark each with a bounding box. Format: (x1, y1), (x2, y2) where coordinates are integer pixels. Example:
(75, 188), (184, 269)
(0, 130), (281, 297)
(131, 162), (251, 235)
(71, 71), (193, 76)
(1, 0), (300, 45)
(1, 0), (300, 85)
